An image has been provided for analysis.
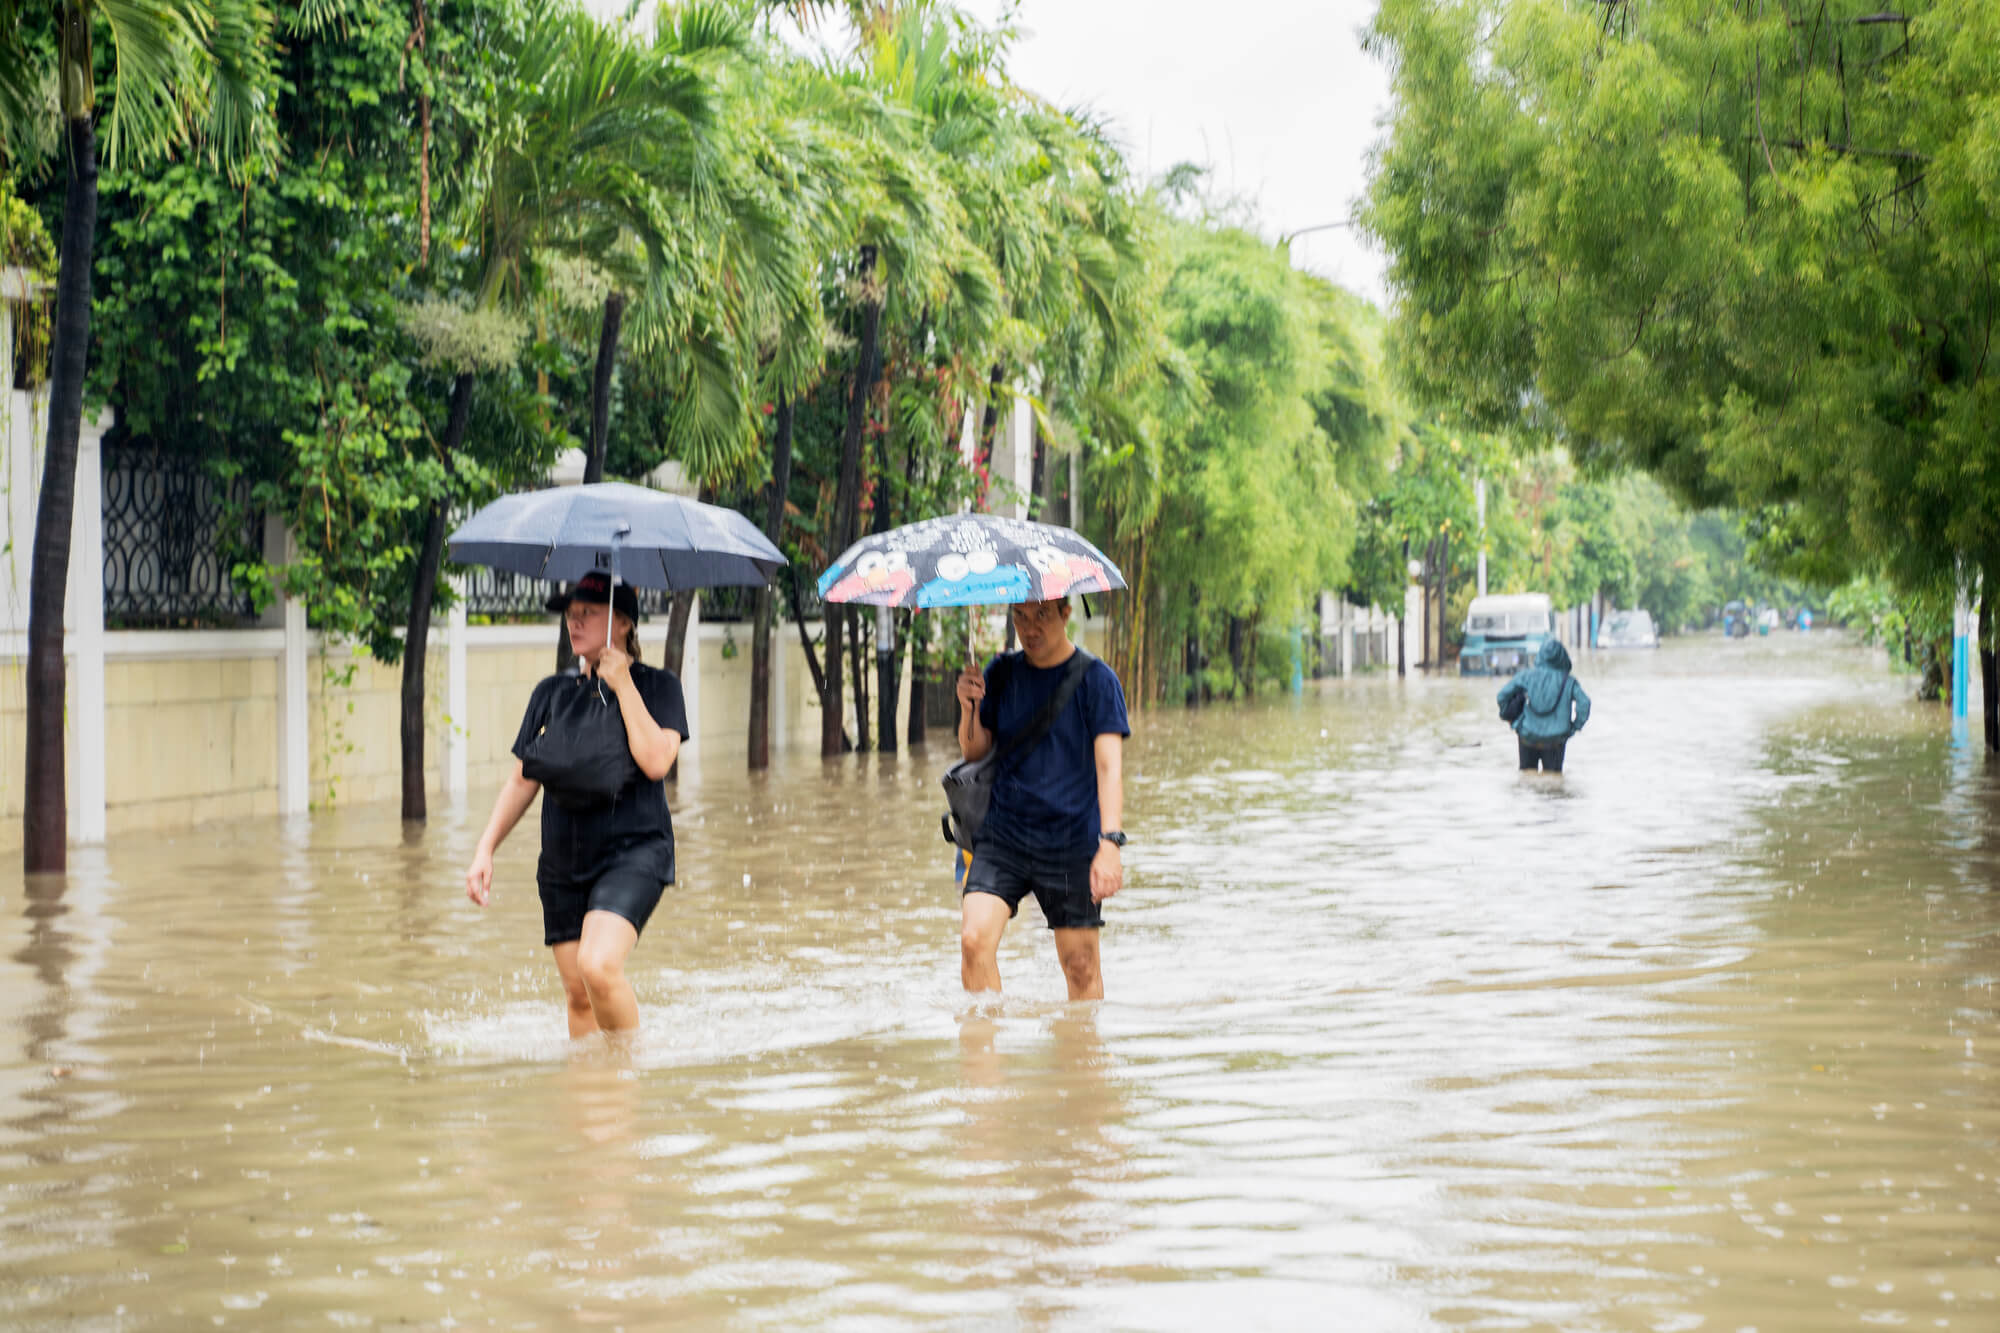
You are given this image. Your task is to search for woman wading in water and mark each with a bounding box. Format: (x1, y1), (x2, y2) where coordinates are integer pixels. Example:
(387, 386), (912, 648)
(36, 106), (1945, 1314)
(464, 571), (689, 1035)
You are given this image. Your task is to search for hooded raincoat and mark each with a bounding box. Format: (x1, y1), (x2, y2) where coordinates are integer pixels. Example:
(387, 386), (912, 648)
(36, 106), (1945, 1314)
(1498, 639), (1591, 745)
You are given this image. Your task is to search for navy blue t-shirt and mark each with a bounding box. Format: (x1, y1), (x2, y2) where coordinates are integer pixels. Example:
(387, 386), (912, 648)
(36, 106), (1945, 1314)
(977, 648), (1131, 856)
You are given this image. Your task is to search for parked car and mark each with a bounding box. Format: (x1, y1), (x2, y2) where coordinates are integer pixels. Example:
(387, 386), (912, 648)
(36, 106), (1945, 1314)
(1722, 600), (1751, 638)
(1597, 608), (1659, 649)
(1460, 592), (1556, 676)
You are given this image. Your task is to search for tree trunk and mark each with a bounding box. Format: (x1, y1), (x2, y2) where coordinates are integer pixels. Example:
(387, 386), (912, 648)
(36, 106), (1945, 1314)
(1917, 638), (1944, 702)
(664, 592), (694, 674)
(1029, 426), (1046, 518)
(876, 607), (898, 753)
(850, 607), (871, 753)
(1983, 572), (1998, 753)
(402, 370), (476, 821)
(976, 362), (1004, 494)
(786, 564), (849, 751)
(748, 395), (793, 770)
(824, 244), (883, 758)
(587, 290), (624, 483)
(871, 420), (897, 754)
(1438, 531), (1451, 667)
(555, 291), (626, 674)
(905, 610), (926, 748)
(23, 114), (99, 872)
(1397, 537), (1409, 678)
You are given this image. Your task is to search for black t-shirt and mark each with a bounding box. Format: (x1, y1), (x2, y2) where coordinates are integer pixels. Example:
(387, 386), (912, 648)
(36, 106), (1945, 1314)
(512, 663), (690, 854)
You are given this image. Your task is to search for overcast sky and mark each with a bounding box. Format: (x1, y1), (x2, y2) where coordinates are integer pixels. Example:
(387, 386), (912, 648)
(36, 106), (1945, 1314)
(585, 0), (1395, 305)
(962, 1), (1393, 305)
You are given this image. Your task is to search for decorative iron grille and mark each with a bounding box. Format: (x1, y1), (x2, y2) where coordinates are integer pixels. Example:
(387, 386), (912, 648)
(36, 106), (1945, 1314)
(459, 563), (686, 620)
(102, 446), (261, 628)
(457, 563), (789, 623)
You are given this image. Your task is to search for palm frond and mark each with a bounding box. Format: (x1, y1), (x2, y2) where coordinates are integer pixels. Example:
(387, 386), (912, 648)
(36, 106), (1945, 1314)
(94, 0), (205, 167)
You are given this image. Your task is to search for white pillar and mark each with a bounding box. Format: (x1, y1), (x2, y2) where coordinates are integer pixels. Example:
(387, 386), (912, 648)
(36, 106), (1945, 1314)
(1340, 601), (1353, 678)
(274, 524), (310, 816)
(959, 398), (979, 468)
(446, 576), (468, 799)
(1475, 477), (1488, 597)
(681, 594), (701, 767)
(1404, 585), (1423, 670)
(772, 601), (789, 753)
(69, 410), (108, 844)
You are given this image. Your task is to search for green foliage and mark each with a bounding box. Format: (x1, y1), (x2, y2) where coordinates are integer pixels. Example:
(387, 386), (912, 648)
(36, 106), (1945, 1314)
(1084, 207), (1398, 699)
(70, 0), (561, 662)
(0, 175), (54, 384)
(1364, 0), (2000, 615)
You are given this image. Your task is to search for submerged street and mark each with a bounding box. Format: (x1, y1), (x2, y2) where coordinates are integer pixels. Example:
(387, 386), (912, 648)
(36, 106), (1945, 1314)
(2, 631), (1995, 1330)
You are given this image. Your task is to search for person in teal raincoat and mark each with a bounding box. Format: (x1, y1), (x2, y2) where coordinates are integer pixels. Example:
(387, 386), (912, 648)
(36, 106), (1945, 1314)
(1497, 639), (1591, 772)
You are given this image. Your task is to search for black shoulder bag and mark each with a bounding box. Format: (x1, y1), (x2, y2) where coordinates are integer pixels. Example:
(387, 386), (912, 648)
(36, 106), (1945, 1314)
(941, 648), (1094, 853)
(520, 675), (645, 810)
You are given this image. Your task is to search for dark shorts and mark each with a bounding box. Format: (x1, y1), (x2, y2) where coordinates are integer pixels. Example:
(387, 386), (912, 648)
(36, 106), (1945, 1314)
(537, 836), (674, 946)
(963, 837), (1103, 930)
(1519, 739), (1567, 772)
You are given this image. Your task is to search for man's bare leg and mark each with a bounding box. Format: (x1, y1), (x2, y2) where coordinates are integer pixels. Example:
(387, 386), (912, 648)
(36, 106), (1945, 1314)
(960, 893), (1012, 992)
(1053, 927), (1103, 1001)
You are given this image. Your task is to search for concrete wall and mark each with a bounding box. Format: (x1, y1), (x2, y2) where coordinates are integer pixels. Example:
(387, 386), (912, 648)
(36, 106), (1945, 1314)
(0, 613), (923, 852)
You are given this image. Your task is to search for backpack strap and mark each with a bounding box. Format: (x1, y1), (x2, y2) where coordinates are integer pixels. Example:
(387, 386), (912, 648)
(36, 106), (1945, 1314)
(990, 648), (1094, 769)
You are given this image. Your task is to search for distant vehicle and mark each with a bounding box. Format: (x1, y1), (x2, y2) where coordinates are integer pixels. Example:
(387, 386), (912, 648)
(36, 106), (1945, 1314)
(1722, 600), (1751, 638)
(1597, 608), (1659, 649)
(1460, 592), (1556, 676)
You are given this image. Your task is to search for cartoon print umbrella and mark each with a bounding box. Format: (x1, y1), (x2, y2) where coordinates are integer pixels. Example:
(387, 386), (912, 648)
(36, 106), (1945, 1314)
(816, 512), (1124, 609)
(448, 482), (785, 591)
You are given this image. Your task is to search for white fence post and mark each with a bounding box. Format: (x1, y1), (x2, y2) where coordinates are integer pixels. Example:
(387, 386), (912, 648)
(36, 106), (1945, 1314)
(69, 410), (108, 844)
(682, 593), (701, 767)
(271, 523), (310, 816)
(446, 575), (468, 799)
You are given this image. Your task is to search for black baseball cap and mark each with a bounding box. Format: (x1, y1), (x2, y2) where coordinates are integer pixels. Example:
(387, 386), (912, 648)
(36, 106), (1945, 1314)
(546, 570), (640, 620)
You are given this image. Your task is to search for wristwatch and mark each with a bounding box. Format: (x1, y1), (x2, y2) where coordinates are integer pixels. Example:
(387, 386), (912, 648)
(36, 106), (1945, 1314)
(1100, 831), (1127, 848)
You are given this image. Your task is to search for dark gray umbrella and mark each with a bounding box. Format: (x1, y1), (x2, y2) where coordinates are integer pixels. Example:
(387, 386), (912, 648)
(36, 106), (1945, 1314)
(448, 482), (784, 590)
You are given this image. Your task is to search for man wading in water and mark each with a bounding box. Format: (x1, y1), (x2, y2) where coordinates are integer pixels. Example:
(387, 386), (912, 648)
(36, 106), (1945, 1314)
(955, 596), (1131, 999)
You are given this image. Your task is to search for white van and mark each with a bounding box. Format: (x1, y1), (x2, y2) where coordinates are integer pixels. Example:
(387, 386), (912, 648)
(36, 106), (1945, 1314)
(1460, 593), (1555, 676)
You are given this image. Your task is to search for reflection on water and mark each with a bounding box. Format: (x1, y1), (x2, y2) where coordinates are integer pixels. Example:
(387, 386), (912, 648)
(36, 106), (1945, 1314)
(1, 632), (1996, 1329)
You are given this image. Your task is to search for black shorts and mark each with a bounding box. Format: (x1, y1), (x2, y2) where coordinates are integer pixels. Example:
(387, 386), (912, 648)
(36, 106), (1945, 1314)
(963, 837), (1103, 930)
(537, 836), (674, 946)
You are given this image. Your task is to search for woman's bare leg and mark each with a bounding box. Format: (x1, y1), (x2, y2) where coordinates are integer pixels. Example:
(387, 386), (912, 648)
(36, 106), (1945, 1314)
(551, 942), (600, 1038)
(576, 910), (642, 1032)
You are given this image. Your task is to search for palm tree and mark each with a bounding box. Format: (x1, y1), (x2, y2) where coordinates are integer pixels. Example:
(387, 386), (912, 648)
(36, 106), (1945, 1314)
(398, 0), (714, 820)
(0, 0), (280, 870)
(811, 8), (1001, 758)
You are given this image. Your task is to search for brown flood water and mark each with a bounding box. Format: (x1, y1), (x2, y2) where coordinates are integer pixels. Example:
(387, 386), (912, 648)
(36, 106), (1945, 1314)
(2, 631), (1996, 1330)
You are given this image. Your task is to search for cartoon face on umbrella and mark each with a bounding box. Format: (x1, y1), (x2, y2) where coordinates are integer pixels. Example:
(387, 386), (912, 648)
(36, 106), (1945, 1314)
(1026, 545), (1108, 600)
(825, 549), (917, 605)
(916, 546), (1033, 607)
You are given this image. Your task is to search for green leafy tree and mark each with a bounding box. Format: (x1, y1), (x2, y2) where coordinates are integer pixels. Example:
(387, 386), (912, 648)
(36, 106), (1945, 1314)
(1087, 201), (1397, 702)
(1364, 0), (2000, 739)
(393, 0), (721, 817)
(2, 0), (280, 869)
